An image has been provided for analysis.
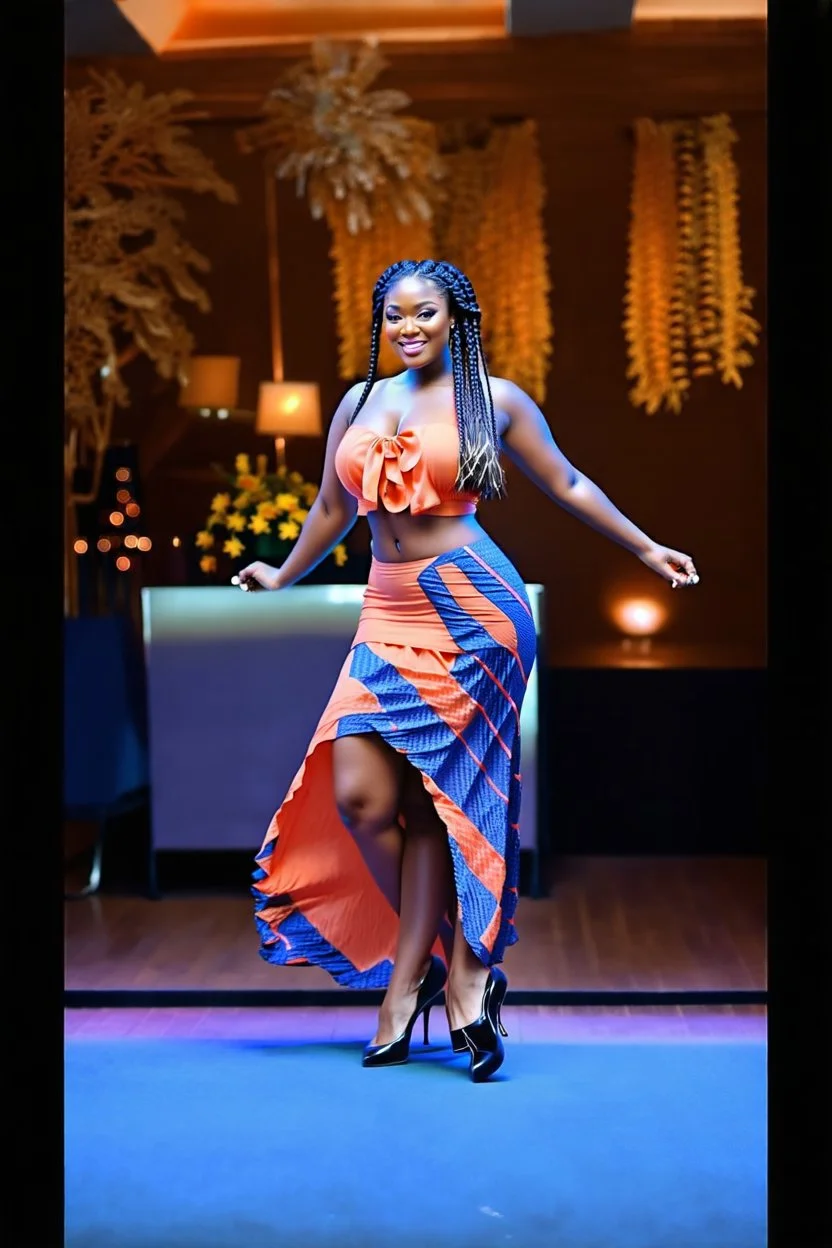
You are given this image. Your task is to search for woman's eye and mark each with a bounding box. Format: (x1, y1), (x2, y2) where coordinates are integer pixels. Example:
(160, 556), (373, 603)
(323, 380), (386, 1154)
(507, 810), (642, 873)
(418, 310), (436, 319)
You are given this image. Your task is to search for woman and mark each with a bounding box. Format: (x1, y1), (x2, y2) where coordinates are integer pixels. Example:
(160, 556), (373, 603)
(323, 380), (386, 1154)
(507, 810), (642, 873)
(238, 258), (699, 1082)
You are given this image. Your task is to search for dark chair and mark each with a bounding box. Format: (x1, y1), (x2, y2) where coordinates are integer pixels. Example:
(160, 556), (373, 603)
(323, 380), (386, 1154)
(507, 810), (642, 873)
(64, 614), (150, 898)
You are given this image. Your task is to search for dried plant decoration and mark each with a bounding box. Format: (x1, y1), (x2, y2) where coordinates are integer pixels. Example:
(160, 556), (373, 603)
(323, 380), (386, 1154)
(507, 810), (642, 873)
(624, 114), (760, 414)
(65, 70), (237, 479)
(64, 69), (237, 611)
(238, 45), (553, 397)
(236, 39), (443, 237)
(237, 39), (443, 379)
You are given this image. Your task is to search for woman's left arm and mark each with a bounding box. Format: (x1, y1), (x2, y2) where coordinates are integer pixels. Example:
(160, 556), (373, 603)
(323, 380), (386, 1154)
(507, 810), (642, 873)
(496, 378), (699, 588)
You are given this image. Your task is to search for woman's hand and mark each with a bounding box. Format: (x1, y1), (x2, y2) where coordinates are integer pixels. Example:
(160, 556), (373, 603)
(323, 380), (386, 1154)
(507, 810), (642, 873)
(639, 545), (700, 589)
(233, 561), (282, 592)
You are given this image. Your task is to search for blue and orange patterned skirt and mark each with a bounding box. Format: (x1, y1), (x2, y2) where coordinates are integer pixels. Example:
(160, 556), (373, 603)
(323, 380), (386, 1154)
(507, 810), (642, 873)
(252, 535), (537, 988)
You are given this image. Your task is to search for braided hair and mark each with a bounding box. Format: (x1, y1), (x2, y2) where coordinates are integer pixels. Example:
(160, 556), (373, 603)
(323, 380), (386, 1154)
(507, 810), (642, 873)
(348, 258), (505, 499)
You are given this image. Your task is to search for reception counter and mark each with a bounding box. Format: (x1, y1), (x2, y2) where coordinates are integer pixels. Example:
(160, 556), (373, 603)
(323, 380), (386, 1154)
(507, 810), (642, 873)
(141, 583), (545, 891)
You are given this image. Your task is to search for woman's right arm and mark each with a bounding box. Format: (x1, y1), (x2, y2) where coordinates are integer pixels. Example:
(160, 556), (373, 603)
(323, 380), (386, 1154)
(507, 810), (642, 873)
(238, 383), (362, 591)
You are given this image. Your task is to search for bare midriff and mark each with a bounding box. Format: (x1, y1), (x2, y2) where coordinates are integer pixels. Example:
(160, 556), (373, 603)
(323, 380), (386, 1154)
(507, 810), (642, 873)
(367, 508), (488, 564)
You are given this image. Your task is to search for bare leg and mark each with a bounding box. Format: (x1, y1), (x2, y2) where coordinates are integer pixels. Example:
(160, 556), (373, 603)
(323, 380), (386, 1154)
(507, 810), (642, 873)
(332, 734), (404, 912)
(332, 739), (461, 1045)
(445, 908), (491, 1032)
(438, 913), (456, 966)
(372, 767), (455, 1046)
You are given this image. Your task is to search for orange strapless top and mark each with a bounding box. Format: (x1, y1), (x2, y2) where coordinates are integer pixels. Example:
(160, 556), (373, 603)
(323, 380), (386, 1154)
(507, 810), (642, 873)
(334, 423), (479, 517)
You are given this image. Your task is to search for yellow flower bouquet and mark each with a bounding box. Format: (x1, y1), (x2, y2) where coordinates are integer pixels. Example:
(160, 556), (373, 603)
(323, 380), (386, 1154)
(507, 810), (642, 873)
(196, 453), (349, 578)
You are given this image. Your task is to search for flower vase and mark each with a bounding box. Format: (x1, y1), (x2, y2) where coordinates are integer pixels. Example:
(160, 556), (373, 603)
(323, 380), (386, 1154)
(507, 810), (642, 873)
(253, 535), (289, 562)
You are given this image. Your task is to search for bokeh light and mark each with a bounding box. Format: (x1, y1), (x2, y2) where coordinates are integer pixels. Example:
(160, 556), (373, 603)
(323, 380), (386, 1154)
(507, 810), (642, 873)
(610, 597), (667, 637)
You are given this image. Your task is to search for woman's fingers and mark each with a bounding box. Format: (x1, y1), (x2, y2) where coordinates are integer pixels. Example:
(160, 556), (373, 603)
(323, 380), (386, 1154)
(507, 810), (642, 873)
(666, 551), (699, 589)
(669, 552), (699, 588)
(233, 565), (258, 591)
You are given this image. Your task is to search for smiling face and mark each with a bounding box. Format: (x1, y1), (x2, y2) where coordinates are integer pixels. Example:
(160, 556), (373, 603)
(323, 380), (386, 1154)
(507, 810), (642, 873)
(382, 275), (453, 371)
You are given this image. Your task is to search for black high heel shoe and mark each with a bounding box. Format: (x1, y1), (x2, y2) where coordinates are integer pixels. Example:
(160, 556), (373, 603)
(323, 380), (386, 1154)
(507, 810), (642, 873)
(362, 955), (447, 1068)
(448, 967), (509, 1082)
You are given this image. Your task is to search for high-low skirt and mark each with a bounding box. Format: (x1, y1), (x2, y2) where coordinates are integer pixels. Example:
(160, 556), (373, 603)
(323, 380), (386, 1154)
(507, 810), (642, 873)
(252, 535), (538, 988)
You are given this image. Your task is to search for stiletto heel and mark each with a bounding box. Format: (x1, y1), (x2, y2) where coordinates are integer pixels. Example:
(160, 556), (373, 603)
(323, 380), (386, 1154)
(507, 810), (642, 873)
(423, 1003), (432, 1046)
(448, 967), (508, 1082)
(362, 956), (447, 1068)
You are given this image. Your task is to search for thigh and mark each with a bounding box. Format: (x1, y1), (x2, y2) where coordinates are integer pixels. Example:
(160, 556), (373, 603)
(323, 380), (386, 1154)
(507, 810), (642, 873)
(332, 733), (404, 826)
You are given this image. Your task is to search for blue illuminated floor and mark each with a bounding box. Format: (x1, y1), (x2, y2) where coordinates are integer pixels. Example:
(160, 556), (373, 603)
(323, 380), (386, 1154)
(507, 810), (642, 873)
(65, 1009), (766, 1248)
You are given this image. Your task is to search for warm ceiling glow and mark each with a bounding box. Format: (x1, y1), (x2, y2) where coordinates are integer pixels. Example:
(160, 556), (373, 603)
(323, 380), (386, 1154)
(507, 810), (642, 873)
(117, 489), (131, 504)
(118, 0), (764, 57)
(138, 537), (153, 552)
(116, 556), (132, 572)
(119, 0), (507, 53)
(74, 539), (88, 555)
(110, 511), (125, 526)
(97, 538), (112, 553)
(611, 597), (668, 637)
(118, 0), (190, 51)
(125, 535), (139, 548)
(115, 468), (131, 482)
(126, 503), (141, 518)
(172, 537), (182, 547)
(633, 0), (766, 18)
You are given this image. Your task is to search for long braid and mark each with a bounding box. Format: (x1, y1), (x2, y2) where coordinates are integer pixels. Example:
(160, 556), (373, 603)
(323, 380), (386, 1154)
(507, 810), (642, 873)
(436, 262), (505, 498)
(472, 320), (502, 473)
(348, 313), (382, 425)
(348, 259), (413, 426)
(350, 257), (505, 498)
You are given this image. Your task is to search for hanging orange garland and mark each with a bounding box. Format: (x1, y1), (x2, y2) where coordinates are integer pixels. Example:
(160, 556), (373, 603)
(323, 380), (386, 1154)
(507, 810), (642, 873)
(624, 114), (760, 414)
(436, 121), (553, 403)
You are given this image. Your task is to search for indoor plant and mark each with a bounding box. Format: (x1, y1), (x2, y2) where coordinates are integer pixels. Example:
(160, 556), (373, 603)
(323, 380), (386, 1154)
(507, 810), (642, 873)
(196, 453), (348, 578)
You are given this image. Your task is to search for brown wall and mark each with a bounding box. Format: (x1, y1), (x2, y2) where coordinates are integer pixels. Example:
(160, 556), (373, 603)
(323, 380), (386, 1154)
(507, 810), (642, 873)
(74, 27), (766, 664)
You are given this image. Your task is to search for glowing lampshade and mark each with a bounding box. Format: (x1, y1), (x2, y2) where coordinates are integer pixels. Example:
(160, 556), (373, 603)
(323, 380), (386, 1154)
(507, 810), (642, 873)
(179, 356), (240, 412)
(611, 597), (668, 638)
(256, 382), (322, 438)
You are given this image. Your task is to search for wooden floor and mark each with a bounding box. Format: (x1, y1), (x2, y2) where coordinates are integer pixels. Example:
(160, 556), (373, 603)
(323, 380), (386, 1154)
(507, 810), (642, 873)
(65, 855), (765, 993)
(65, 1004), (767, 1043)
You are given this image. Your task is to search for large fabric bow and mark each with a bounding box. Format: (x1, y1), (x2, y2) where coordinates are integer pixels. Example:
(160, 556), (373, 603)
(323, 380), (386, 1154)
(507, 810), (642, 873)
(360, 430), (442, 514)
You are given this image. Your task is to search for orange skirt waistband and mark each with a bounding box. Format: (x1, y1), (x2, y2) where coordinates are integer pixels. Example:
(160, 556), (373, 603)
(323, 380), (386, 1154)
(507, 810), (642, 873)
(352, 554), (462, 651)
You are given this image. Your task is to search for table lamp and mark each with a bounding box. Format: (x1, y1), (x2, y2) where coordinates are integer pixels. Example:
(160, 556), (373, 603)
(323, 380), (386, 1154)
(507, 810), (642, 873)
(178, 355), (241, 420)
(255, 381), (322, 472)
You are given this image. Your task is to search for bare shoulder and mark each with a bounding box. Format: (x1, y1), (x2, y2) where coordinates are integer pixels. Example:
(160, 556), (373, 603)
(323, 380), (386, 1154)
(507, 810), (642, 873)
(327, 381), (365, 436)
(487, 375), (532, 434)
(333, 376), (395, 426)
(336, 380), (366, 419)
(489, 376), (528, 410)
